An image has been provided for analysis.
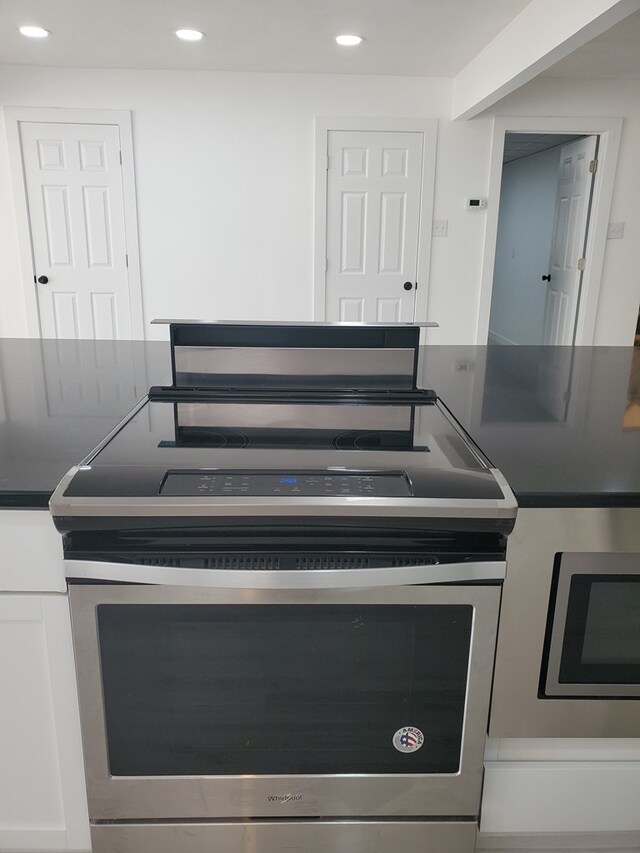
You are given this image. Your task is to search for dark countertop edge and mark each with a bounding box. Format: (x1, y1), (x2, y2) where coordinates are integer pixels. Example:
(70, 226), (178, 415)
(2, 490), (639, 511)
(516, 492), (640, 508)
(0, 492), (51, 510)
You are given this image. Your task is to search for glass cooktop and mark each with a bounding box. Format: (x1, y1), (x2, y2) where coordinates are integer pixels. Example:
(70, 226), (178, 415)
(63, 397), (506, 501)
(91, 398), (484, 471)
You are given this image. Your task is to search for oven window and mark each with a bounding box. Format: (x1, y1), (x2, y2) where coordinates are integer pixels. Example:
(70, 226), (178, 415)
(97, 604), (472, 776)
(559, 576), (640, 683)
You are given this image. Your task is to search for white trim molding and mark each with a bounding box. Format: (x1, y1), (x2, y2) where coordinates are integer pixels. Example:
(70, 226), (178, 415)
(313, 116), (437, 326)
(476, 115), (623, 345)
(3, 107), (145, 339)
(481, 760), (640, 835)
(477, 830), (640, 851)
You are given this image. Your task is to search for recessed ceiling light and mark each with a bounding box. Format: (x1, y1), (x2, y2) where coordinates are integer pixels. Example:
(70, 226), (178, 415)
(336, 34), (363, 47)
(19, 25), (50, 38)
(175, 29), (205, 41)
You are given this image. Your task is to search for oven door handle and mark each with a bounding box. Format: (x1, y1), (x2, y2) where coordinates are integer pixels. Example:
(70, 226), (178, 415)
(64, 559), (506, 588)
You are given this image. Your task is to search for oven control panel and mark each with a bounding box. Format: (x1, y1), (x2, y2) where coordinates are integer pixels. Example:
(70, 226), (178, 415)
(161, 471), (412, 497)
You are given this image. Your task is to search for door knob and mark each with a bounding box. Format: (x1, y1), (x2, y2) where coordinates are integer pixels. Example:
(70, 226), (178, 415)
(37, 275), (49, 284)
(541, 274), (551, 282)
(403, 281), (414, 291)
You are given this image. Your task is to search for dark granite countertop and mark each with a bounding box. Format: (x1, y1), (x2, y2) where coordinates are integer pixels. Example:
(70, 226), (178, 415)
(0, 339), (171, 508)
(420, 345), (640, 507)
(1, 338), (639, 509)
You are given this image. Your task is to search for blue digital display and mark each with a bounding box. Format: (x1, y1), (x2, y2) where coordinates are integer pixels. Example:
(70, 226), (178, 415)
(280, 477), (298, 485)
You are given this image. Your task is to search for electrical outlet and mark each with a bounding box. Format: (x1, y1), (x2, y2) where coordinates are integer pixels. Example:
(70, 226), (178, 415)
(432, 220), (448, 237)
(607, 222), (625, 239)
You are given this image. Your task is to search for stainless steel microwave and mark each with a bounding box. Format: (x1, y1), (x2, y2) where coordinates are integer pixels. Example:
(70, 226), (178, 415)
(541, 552), (640, 698)
(489, 507), (640, 739)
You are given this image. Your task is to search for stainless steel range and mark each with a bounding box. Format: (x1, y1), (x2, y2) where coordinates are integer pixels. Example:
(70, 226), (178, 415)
(51, 323), (517, 853)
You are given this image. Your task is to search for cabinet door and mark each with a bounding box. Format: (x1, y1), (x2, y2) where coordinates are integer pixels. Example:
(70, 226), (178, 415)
(0, 595), (90, 851)
(0, 512), (65, 592)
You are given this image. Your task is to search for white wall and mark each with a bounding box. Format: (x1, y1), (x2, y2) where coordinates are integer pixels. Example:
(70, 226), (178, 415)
(489, 144), (561, 345)
(0, 66), (639, 345)
(0, 67), (490, 343)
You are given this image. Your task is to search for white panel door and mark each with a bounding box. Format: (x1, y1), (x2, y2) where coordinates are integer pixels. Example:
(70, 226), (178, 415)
(325, 131), (423, 323)
(542, 136), (597, 345)
(19, 122), (133, 340)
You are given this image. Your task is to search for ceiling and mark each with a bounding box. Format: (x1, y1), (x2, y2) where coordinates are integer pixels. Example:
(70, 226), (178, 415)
(503, 133), (584, 164)
(0, 0), (531, 76)
(544, 8), (640, 79)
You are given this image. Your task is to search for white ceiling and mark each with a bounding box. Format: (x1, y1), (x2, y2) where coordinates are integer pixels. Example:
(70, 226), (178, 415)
(0, 0), (531, 76)
(544, 8), (640, 79)
(502, 133), (584, 164)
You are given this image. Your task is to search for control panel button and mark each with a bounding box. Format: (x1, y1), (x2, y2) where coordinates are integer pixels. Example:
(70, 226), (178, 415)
(162, 471), (412, 497)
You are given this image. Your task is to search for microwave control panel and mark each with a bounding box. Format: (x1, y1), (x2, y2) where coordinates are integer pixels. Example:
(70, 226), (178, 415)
(161, 470), (412, 497)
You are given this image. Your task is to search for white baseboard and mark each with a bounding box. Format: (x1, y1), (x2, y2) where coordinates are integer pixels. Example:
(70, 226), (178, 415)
(481, 761), (640, 834)
(488, 330), (516, 345)
(477, 830), (640, 851)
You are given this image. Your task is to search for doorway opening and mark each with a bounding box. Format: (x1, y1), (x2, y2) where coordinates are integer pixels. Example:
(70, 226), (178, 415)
(488, 133), (596, 346)
(477, 117), (622, 347)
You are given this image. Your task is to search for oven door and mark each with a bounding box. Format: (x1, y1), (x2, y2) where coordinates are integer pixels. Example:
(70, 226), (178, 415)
(69, 579), (500, 821)
(543, 552), (640, 698)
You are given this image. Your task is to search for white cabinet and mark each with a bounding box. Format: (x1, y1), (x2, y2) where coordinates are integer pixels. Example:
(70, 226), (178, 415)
(481, 739), (640, 834)
(0, 511), (65, 592)
(0, 509), (90, 852)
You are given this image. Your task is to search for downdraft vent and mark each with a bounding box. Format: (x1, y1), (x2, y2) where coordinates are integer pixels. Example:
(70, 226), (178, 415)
(105, 552), (438, 571)
(390, 556), (437, 567)
(204, 556), (280, 570)
(114, 554), (279, 570)
(295, 556), (370, 570)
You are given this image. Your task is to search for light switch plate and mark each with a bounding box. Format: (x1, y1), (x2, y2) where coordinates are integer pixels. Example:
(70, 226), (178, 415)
(607, 222), (625, 239)
(432, 220), (448, 237)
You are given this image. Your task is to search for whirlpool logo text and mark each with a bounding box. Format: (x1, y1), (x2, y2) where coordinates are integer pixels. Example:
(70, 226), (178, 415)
(267, 794), (304, 803)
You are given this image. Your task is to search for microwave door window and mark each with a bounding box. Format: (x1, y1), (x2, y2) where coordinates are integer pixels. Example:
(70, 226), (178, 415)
(559, 576), (640, 685)
(96, 604), (473, 777)
(581, 582), (640, 665)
